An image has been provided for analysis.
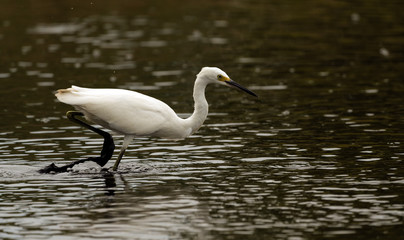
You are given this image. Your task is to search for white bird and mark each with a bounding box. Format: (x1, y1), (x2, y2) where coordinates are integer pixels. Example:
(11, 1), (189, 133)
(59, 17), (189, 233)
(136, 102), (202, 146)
(55, 67), (257, 170)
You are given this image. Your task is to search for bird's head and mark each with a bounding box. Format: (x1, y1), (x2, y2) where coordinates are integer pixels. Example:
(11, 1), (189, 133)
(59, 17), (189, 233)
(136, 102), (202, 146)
(197, 67), (257, 97)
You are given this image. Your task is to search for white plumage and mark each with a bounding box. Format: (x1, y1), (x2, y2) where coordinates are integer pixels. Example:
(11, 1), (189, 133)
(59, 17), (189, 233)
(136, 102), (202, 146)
(55, 67), (257, 170)
(56, 86), (193, 139)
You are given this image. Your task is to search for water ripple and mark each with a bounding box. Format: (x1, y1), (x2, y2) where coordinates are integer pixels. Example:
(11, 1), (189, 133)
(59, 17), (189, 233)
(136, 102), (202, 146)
(0, 1), (403, 239)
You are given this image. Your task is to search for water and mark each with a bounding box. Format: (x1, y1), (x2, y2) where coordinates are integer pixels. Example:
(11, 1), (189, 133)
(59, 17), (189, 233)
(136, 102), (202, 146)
(1, 0), (403, 239)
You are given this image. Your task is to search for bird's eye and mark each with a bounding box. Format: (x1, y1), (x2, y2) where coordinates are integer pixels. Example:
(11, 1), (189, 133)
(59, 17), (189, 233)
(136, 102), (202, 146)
(217, 75), (223, 80)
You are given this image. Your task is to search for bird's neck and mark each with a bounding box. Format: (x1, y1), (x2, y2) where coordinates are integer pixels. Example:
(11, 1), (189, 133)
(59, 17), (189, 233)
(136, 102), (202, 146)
(186, 77), (209, 134)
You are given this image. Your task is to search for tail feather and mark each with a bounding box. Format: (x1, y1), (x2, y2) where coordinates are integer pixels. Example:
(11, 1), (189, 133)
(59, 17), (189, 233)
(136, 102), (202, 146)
(55, 86), (82, 105)
(56, 88), (71, 94)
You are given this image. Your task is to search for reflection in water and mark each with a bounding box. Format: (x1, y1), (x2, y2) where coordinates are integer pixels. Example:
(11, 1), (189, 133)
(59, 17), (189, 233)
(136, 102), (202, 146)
(0, 0), (404, 239)
(102, 170), (116, 195)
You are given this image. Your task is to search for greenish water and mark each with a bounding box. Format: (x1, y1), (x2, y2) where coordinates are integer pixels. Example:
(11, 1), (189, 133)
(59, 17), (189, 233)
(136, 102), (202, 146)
(0, 0), (403, 239)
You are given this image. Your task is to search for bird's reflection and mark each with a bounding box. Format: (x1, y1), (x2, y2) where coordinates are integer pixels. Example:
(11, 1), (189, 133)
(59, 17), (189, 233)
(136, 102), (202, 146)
(101, 169), (134, 196)
(101, 169), (117, 196)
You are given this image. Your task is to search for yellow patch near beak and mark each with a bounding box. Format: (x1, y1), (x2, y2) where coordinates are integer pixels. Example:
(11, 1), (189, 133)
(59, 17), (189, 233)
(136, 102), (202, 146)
(217, 74), (230, 82)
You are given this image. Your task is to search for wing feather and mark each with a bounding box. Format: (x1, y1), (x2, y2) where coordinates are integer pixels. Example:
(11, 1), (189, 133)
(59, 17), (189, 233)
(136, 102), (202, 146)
(56, 86), (179, 136)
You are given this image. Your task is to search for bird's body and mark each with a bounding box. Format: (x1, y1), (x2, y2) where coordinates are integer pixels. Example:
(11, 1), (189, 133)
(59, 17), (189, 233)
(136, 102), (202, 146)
(57, 86), (195, 139)
(56, 67), (257, 170)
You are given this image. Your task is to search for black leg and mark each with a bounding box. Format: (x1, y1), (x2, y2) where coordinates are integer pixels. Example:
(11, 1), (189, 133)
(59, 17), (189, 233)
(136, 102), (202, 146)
(66, 111), (115, 167)
(39, 111), (115, 174)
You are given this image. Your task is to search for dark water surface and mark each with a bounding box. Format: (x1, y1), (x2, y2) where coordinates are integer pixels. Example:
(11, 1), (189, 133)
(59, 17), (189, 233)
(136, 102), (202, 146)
(1, 0), (403, 239)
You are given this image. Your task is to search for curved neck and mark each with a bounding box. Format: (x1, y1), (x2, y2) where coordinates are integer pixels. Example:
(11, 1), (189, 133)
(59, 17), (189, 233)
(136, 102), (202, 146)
(185, 77), (209, 134)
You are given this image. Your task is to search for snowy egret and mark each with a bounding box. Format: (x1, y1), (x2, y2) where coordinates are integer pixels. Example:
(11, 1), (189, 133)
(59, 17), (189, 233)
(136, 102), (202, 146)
(56, 67), (257, 171)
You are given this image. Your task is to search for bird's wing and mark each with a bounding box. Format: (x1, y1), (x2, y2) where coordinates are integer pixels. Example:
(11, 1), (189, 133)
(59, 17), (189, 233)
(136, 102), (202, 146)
(56, 86), (178, 136)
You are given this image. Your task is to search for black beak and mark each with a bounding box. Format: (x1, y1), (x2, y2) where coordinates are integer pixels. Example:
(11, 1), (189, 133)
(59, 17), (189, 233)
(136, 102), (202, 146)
(225, 80), (258, 97)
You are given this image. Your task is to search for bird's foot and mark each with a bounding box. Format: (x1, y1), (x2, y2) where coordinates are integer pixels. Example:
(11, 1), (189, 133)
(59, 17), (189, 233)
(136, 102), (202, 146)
(38, 156), (110, 174)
